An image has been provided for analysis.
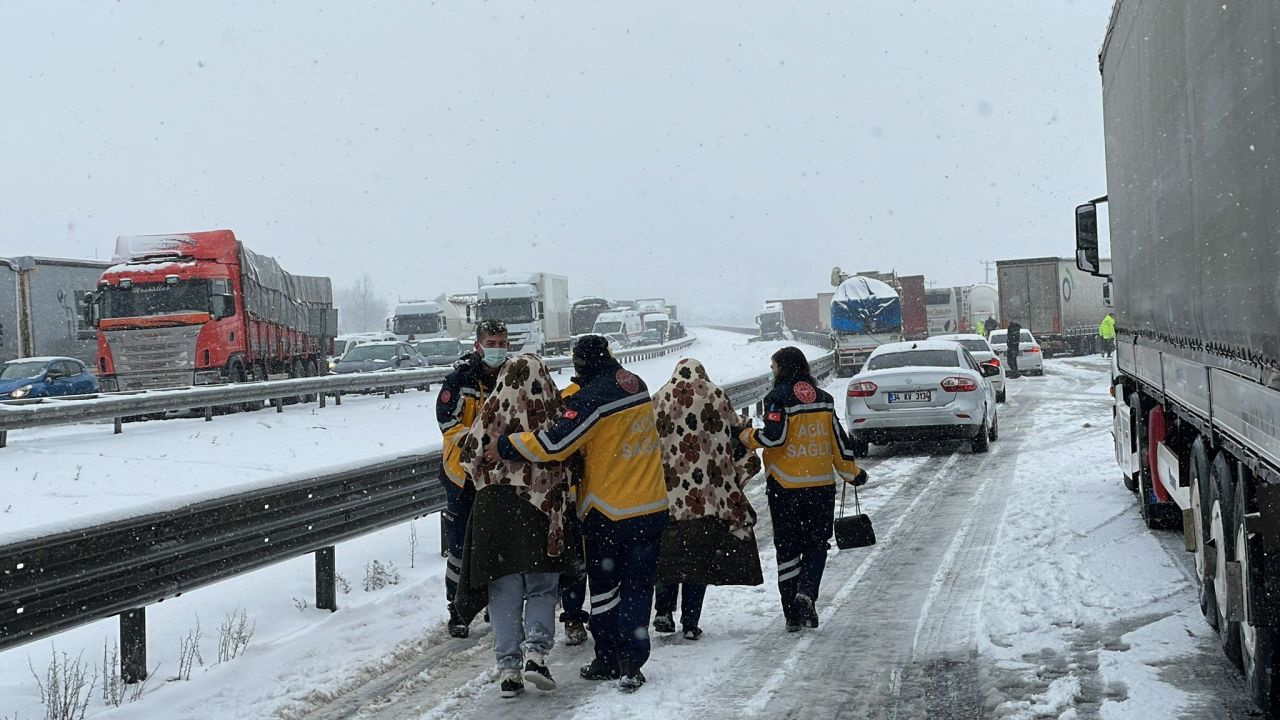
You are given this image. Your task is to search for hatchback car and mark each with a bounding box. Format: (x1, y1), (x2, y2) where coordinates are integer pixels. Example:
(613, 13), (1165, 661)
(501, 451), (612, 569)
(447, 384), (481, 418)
(330, 342), (426, 374)
(845, 340), (1000, 455)
(413, 338), (465, 367)
(987, 329), (1044, 376)
(0, 357), (100, 399)
(931, 333), (1006, 403)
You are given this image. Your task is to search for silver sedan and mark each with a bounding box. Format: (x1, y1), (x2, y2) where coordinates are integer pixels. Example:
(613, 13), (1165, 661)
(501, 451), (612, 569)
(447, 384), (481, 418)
(845, 340), (1000, 455)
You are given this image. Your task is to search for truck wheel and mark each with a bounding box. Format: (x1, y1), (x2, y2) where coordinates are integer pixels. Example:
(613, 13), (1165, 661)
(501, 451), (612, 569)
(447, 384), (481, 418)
(1188, 438), (1219, 624)
(1235, 468), (1280, 711)
(287, 359), (307, 404)
(971, 414), (990, 453)
(1210, 450), (1243, 668)
(228, 360), (257, 414)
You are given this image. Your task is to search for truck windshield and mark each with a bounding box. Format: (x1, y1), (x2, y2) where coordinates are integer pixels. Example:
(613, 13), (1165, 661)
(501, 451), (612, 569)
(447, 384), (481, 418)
(867, 350), (960, 370)
(100, 280), (211, 319)
(1, 361), (49, 379)
(594, 321), (622, 334)
(393, 314), (443, 335)
(476, 300), (533, 324)
(645, 321), (666, 331)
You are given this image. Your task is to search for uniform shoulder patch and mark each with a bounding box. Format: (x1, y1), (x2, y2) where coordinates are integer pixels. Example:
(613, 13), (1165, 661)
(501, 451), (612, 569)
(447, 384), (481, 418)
(616, 369), (640, 394)
(440, 389), (452, 405)
(563, 409), (580, 420)
(793, 381), (817, 404)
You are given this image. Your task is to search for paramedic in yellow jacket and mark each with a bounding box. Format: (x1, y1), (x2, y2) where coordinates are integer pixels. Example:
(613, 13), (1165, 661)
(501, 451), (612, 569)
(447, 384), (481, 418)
(487, 334), (666, 693)
(437, 319), (508, 638)
(740, 346), (867, 632)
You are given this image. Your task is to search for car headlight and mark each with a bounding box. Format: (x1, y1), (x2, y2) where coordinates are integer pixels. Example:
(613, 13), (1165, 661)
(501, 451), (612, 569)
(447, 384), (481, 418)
(9, 385), (33, 399)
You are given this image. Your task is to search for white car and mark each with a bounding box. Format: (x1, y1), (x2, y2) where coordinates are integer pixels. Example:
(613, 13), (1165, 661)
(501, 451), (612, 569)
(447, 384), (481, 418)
(845, 340), (1000, 455)
(931, 333), (1006, 403)
(987, 328), (1044, 376)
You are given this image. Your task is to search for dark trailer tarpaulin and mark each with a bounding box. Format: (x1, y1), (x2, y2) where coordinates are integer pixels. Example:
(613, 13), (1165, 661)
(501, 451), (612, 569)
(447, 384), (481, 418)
(1101, 2), (1280, 373)
(238, 245), (335, 337)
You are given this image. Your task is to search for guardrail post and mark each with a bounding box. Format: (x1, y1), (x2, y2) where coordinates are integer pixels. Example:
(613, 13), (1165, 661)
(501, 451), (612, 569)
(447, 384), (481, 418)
(383, 387), (391, 399)
(204, 406), (213, 422)
(319, 392), (327, 409)
(0, 430), (6, 448)
(114, 417), (123, 435)
(755, 401), (764, 417)
(316, 546), (337, 611)
(275, 397), (284, 413)
(120, 607), (147, 683)
(335, 391), (342, 406)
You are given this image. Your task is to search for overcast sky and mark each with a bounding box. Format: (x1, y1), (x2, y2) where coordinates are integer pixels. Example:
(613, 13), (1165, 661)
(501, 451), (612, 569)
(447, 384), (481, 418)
(0, 1), (1113, 324)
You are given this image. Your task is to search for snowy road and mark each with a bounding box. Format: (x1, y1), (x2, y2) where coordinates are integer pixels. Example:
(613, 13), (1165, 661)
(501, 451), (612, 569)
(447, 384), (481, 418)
(275, 359), (1257, 719)
(3, 355), (1266, 718)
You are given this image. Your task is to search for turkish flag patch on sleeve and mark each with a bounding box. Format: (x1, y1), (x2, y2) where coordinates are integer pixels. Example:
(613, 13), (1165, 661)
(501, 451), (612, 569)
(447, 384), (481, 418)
(767, 411), (782, 422)
(563, 409), (579, 420)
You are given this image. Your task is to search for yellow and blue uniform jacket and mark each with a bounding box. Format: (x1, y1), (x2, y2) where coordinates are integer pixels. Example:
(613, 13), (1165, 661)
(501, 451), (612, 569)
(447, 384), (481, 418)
(739, 379), (863, 489)
(498, 365), (667, 521)
(436, 354), (497, 487)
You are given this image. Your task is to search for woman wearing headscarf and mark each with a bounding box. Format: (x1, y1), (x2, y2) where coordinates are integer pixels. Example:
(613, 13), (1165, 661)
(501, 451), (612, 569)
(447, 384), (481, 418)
(455, 354), (576, 699)
(738, 347), (867, 632)
(652, 359), (764, 640)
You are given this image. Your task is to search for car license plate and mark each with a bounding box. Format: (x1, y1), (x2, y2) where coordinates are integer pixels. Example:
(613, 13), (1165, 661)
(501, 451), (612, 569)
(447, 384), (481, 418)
(888, 391), (931, 403)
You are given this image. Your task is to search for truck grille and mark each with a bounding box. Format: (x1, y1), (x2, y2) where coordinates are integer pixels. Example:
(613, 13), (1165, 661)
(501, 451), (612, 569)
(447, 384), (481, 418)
(104, 325), (201, 391)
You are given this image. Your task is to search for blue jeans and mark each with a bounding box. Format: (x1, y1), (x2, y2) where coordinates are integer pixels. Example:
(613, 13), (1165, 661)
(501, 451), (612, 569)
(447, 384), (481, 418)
(582, 510), (667, 674)
(766, 479), (835, 624)
(441, 476), (476, 601)
(488, 572), (559, 670)
(655, 583), (707, 630)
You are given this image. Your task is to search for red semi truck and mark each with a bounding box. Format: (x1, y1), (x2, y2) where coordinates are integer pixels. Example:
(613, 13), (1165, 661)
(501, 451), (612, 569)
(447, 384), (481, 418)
(86, 230), (336, 392)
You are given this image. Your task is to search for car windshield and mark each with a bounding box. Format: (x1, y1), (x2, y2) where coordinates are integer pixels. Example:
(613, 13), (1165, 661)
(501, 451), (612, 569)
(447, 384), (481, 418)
(416, 340), (461, 356)
(1, 361), (48, 379)
(594, 321), (622, 334)
(867, 350), (960, 370)
(342, 345), (397, 362)
(951, 339), (990, 352)
(100, 280), (210, 318)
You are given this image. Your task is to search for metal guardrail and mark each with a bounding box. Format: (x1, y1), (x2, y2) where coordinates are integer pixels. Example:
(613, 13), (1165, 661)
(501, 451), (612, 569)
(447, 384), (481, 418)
(0, 346), (832, 670)
(0, 335), (698, 447)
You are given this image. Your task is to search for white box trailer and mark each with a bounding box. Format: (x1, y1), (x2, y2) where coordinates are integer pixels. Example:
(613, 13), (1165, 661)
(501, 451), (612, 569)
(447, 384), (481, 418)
(0, 256), (112, 366)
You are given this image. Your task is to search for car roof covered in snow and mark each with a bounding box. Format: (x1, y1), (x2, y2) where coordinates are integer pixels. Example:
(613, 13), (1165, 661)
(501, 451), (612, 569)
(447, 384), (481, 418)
(869, 340), (964, 356)
(3, 356), (76, 364)
(930, 334), (987, 342)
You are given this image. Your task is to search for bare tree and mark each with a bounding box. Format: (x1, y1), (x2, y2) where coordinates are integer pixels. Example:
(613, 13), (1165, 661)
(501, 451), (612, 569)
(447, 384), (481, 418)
(335, 275), (390, 333)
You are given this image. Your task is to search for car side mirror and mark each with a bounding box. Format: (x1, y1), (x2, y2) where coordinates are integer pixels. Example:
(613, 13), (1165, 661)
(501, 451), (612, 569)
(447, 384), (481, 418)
(1075, 202), (1102, 276)
(981, 363), (1000, 378)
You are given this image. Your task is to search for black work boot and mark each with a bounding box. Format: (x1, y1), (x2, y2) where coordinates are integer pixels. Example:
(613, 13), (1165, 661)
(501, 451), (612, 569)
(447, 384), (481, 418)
(580, 657), (621, 681)
(447, 603), (470, 638)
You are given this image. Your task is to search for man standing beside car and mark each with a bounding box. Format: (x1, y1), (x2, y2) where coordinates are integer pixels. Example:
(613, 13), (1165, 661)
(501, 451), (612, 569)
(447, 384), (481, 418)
(1005, 320), (1022, 378)
(437, 319), (510, 638)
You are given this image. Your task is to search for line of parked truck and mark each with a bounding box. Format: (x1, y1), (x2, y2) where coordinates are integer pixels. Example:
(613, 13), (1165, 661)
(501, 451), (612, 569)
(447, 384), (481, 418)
(757, 256), (1109, 376)
(2, 235), (685, 400)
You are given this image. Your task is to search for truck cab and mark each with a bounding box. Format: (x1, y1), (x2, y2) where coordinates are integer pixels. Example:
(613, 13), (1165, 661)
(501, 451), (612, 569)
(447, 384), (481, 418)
(755, 302), (788, 341)
(388, 301), (448, 341)
(642, 312), (671, 344)
(473, 272), (570, 356)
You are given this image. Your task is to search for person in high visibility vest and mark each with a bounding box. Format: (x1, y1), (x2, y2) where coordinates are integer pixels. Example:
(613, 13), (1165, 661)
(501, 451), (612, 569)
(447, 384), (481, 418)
(1099, 313), (1116, 358)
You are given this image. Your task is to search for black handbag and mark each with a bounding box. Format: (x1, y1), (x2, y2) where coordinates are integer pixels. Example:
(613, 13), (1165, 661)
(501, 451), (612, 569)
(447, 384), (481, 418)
(834, 480), (876, 549)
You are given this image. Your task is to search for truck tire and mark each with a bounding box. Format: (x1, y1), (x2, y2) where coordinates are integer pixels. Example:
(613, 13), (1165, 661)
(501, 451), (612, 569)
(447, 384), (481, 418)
(1210, 450), (1243, 668)
(1188, 438), (1219, 624)
(971, 413), (990, 453)
(1235, 468), (1280, 711)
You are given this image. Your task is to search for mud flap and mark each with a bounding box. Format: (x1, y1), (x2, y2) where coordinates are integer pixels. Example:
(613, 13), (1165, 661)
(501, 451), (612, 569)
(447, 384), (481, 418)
(1183, 508), (1198, 553)
(1227, 560), (1246, 623)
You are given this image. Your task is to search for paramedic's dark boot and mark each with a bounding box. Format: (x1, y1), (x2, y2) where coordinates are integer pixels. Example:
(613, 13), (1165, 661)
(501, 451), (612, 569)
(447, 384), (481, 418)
(447, 603), (470, 638)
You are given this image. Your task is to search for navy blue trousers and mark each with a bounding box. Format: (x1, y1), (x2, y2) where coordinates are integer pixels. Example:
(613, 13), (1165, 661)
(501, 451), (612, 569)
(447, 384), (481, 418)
(766, 478), (835, 624)
(441, 476), (476, 601)
(582, 510), (667, 673)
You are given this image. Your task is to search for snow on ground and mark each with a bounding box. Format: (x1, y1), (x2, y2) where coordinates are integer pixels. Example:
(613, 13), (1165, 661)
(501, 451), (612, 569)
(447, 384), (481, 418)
(0, 328), (821, 720)
(976, 356), (1208, 719)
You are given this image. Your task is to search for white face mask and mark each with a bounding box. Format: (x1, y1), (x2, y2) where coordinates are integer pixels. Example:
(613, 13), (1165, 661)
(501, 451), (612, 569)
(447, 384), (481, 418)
(481, 347), (508, 368)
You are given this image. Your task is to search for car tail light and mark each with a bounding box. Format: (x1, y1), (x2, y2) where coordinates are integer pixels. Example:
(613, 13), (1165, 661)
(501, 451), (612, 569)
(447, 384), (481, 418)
(940, 376), (979, 392)
(1026, 346), (1041, 353)
(983, 357), (1000, 367)
(847, 381), (877, 398)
